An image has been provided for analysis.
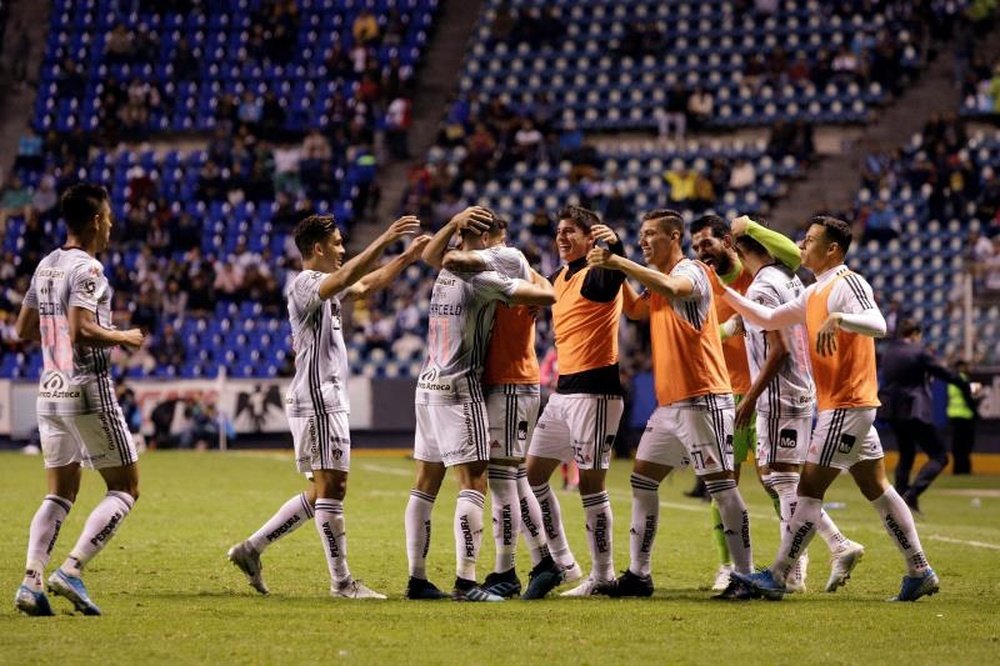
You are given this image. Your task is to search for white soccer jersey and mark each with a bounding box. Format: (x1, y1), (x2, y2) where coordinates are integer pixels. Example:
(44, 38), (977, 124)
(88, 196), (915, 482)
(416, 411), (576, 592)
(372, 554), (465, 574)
(744, 264), (815, 418)
(478, 245), (531, 281)
(285, 270), (350, 417)
(669, 258), (713, 330)
(415, 268), (518, 405)
(24, 248), (118, 416)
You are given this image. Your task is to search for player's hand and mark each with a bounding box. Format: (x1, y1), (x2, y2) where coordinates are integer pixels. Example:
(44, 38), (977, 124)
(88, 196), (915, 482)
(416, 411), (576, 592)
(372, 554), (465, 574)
(734, 398), (754, 429)
(590, 224), (618, 246)
(382, 215), (422, 244)
(403, 234), (432, 262)
(816, 314), (841, 357)
(119, 328), (145, 350)
(449, 206), (492, 233)
(587, 246), (615, 268)
(731, 215), (752, 237)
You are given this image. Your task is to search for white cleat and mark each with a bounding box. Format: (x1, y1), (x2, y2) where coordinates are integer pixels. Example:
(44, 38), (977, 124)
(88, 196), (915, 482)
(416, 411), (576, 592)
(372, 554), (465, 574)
(826, 541), (865, 593)
(711, 563), (734, 592)
(559, 576), (611, 597)
(786, 551), (809, 593)
(332, 578), (387, 600)
(561, 561), (584, 584)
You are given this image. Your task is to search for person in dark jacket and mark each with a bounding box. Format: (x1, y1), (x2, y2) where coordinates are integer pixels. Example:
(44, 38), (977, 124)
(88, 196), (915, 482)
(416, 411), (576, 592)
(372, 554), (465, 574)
(880, 319), (975, 513)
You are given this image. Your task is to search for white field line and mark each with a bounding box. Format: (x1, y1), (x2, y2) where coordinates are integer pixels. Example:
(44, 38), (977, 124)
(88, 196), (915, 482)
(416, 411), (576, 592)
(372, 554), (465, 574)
(927, 535), (1000, 551)
(607, 489), (777, 522)
(360, 462), (412, 477)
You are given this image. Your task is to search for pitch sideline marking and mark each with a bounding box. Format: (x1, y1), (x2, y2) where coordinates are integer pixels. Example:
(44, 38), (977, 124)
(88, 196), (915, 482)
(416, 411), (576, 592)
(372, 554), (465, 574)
(928, 535), (1000, 551)
(360, 462), (412, 477)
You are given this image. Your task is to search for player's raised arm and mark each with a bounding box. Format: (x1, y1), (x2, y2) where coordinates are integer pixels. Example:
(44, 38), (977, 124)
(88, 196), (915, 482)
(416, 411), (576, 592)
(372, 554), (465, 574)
(587, 246), (694, 298)
(731, 215), (802, 271)
(721, 287), (806, 331)
(622, 281), (650, 321)
(317, 215), (421, 300)
(343, 234), (432, 301)
(421, 206), (492, 269)
(508, 275), (556, 306)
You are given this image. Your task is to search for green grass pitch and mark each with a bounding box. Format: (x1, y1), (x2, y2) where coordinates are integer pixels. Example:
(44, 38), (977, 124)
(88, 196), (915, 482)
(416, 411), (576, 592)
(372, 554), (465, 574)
(1, 450), (999, 664)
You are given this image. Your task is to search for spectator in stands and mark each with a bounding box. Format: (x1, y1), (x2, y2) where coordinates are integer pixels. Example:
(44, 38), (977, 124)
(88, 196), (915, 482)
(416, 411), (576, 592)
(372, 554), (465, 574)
(687, 87), (714, 131)
(728, 158), (756, 192)
(862, 199), (900, 242)
(29, 175), (58, 223)
(172, 37), (199, 80)
(13, 131), (44, 171)
(153, 323), (186, 369)
(105, 23), (136, 64)
(513, 119), (544, 165)
(656, 84), (689, 142)
(0, 177), (32, 231)
(161, 279), (188, 321)
(386, 94), (413, 159)
(353, 9), (381, 45)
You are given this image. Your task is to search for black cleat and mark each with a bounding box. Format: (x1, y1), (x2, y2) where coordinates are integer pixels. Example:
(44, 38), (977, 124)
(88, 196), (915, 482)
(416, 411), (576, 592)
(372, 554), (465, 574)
(599, 569), (654, 598)
(711, 576), (761, 601)
(521, 556), (564, 600)
(405, 576), (450, 600)
(482, 568), (522, 598)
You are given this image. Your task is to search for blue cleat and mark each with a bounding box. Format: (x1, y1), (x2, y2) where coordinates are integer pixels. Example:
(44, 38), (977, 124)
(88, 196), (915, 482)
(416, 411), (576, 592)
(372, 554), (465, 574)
(48, 569), (101, 616)
(891, 568), (940, 602)
(14, 585), (54, 617)
(732, 569), (786, 601)
(452, 580), (504, 602)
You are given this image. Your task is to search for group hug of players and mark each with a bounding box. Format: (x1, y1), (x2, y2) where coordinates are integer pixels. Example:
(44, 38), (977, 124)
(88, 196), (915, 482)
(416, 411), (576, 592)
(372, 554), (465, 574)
(14, 183), (938, 617)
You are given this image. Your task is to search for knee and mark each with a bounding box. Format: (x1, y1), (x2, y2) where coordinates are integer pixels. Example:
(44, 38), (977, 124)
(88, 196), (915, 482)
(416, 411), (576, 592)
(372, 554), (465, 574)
(577, 471), (606, 495)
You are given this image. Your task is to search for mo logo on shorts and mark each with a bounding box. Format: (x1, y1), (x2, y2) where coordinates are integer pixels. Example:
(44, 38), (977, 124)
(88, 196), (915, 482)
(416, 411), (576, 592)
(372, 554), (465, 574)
(779, 429), (798, 449)
(838, 434), (857, 454)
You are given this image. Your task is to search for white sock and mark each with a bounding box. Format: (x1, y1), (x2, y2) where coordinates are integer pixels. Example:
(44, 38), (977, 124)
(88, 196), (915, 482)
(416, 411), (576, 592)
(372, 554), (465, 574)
(816, 510), (851, 553)
(454, 489), (485, 582)
(314, 498), (350, 584)
(24, 495), (73, 588)
(517, 466), (548, 566)
(405, 489), (435, 579)
(871, 487), (930, 575)
(488, 465), (520, 574)
(629, 473), (660, 577)
(63, 491), (135, 575)
(770, 471), (799, 536)
(705, 479), (753, 575)
(532, 482), (575, 568)
(248, 492), (314, 553)
(773, 495), (821, 582)
(581, 491), (614, 582)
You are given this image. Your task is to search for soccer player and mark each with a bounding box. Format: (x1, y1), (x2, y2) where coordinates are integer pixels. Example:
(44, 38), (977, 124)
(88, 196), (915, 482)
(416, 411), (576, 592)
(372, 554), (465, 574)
(14, 183), (146, 616)
(522, 205), (630, 599)
(227, 213), (425, 600)
(585, 209), (754, 599)
(690, 214), (800, 590)
(422, 206), (553, 598)
(725, 215), (939, 602)
(729, 225), (865, 593)
(404, 208), (556, 602)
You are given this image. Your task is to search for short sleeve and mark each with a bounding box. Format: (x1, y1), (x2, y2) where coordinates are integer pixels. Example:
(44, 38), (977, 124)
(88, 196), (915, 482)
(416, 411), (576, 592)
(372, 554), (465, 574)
(478, 247), (528, 280)
(670, 261), (704, 300)
(746, 281), (781, 309)
(68, 261), (106, 312)
(290, 270), (325, 315)
(23, 274), (38, 309)
(832, 272), (878, 316)
(470, 270), (518, 303)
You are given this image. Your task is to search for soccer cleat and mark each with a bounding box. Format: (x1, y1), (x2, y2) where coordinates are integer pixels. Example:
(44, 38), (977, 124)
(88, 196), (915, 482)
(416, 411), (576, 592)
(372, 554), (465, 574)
(559, 576), (612, 597)
(452, 580), (504, 602)
(404, 576), (449, 600)
(561, 561), (584, 584)
(731, 569), (786, 601)
(891, 568), (940, 602)
(332, 578), (387, 600)
(227, 541), (269, 595)
(825, 541), (865, 593)
(786, 551), (809, 593)
(521, 557), (564, 600)
(14, 585), (54, 617)
(711, 576), (760, 601)
(482, 569), (522, 598)
(47, 569), (101, 616)
(711, 563), (734, 591)
(598, 569), (654, 598)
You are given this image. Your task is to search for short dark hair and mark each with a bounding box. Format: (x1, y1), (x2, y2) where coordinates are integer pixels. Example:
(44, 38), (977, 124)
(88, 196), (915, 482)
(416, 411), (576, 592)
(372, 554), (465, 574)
(557, 205), (600, 233)
(809, 214), (853, 254)
(734, 233), (769, 259)
(294, 215), (339, 257)
(897, 318), (922, 339)
(641, 208), (684, 236)
(689, 214), (729, 239)
(61, 183), (109, 235)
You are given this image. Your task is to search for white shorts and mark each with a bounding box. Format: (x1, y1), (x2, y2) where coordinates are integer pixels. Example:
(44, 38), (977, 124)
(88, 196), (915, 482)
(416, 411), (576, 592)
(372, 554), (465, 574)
(38, 409), (138, 470)
(528, 393), (623, 471)
(636, 396), (734, 476)
(414, 401), (490, 467)
(756, 414), (814, 468)
(807, 408), (883, 471)
(289, 412), (351, 474)
(486, 386), (540, 462)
